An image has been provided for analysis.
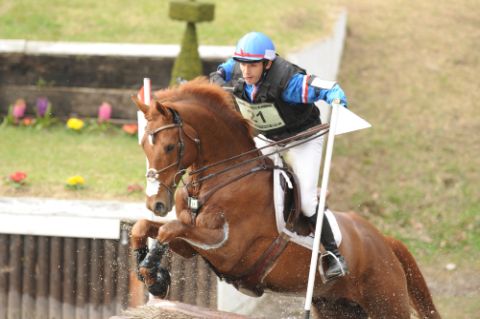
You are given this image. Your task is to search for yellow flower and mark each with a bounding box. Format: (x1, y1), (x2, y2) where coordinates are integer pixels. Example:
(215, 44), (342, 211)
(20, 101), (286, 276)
(66, 118), (85, 130)
(66, 175), (85, 186)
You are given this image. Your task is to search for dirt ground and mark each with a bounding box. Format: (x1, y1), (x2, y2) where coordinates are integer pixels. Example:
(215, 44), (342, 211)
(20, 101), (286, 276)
(245, 262), (480, 319)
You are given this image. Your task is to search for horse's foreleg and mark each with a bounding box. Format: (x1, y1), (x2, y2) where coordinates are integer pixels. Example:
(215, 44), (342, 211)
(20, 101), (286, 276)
(130, 219), (171, 297)
(137, 239), (171, 297)
(131, 218), (165, 249)
(131, 219), (164, 273)
(157, 219), (228, 250)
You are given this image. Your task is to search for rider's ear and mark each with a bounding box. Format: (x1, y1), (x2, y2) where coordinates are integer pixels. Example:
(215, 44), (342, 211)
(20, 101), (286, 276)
(131, 95), (149, 114)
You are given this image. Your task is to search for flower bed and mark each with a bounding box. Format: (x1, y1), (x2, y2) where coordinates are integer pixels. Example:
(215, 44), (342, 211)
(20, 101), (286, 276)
(1, 97), (145, 199)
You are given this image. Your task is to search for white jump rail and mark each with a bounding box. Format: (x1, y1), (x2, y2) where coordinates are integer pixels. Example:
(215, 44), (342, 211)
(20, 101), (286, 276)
(0, 39), (234, 59)
(0, 196), (175, 240)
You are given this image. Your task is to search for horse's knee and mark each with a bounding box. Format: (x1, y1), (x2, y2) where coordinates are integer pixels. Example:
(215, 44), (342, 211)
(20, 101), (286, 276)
(131, 219), (158, 248)
(131, 219), (151, 238)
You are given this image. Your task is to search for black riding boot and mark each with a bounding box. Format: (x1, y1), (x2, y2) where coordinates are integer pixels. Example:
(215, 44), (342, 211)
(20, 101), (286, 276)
(308, 213), (349, 280)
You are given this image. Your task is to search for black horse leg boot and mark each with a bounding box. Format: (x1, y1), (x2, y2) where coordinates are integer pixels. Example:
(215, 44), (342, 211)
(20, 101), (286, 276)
(308, 213), (349, 280)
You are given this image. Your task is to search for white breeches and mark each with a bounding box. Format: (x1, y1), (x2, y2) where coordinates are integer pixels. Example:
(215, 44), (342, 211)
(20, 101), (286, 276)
(255, 132), (324, 218)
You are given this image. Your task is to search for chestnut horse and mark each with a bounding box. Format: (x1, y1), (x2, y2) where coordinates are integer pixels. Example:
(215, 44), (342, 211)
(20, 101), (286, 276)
(130, 78), (440, 319)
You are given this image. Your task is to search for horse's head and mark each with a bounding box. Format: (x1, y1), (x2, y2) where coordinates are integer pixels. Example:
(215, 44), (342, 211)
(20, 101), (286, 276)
(132, 95), (200, 216)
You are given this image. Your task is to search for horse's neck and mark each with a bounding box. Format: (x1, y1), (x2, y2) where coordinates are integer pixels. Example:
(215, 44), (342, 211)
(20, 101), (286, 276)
(187, 111), (256, 167)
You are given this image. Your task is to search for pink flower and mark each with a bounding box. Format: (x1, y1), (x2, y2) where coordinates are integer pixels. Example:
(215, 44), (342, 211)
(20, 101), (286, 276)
(98, 102), (112, 122)
(9, 171), (27, 184)
(12, 99), (26, 119)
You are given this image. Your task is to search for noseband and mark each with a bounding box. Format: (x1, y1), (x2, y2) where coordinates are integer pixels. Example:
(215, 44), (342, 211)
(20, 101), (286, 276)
(144, 108), (200, 200)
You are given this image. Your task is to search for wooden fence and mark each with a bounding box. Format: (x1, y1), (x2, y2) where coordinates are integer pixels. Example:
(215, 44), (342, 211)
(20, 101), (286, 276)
(0, 224), (217, 319)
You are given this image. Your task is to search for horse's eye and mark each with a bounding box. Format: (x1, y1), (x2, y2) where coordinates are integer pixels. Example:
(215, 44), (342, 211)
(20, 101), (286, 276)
(165, 144), (175, 153)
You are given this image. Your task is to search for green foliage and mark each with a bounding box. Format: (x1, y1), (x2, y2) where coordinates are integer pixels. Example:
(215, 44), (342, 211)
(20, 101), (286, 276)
(169, 1), (215, 23)
(1, 105), (16, 127)
(170, 23), (203, 85)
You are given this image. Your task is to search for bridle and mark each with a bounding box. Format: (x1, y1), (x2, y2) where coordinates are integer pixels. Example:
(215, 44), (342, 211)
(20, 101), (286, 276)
(144, 106), (329, 222)
(143, 108), (200, 203)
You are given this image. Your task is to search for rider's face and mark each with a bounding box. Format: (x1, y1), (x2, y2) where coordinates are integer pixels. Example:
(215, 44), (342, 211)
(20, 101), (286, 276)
(239, 61), (271, 85)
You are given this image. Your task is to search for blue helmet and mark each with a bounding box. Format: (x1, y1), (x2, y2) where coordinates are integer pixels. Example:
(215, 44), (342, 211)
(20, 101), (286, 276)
(233, 32), (276, 63)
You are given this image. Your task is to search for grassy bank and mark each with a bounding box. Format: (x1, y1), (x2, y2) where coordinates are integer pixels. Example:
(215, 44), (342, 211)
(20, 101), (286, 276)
(333, 0), (479, 261)
(0, 125), (145, 201)
(334, 0), (479, 317)
(0, 0), (337, 54)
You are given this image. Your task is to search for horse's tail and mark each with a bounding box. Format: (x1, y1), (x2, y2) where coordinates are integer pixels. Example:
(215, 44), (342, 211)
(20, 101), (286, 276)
(385, 236), (441, 319)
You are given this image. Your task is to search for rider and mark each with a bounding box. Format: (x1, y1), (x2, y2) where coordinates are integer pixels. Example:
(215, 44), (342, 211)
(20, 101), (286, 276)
(210, 31), (349, 280)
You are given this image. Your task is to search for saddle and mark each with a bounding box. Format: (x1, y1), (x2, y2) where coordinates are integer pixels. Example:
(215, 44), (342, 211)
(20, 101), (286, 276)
(279, 165), (313, 236)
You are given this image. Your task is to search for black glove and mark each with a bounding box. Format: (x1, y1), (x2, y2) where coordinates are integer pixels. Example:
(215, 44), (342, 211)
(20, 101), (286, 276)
(209, 68), (226, 86)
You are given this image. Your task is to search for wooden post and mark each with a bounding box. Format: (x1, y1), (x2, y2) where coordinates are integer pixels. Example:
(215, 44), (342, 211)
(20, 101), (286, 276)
(8, 235), (22, 319)
(62, 238), (76, 319)
(116, 226), (130, 313)
(22, 235), (37, 319)
(103, 239), (117, 318)
(35, 237), (50, 319)
(49, 237), (63, 319)
(0, 234), (9, 319)
(89, 239), (103, 319)
(75, 238), (89, 319)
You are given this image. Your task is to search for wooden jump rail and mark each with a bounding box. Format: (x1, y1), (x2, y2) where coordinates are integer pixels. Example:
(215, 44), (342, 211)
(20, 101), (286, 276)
(111, 299), (253, 319)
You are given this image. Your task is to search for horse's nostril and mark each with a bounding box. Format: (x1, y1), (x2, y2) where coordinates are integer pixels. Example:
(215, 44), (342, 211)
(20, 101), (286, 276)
(154, 202), (165, 213)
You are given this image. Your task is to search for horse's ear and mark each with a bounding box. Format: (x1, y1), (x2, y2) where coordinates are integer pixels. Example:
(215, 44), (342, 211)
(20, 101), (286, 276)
(154, 100), (169, 117)
(131, 95), (149, 114)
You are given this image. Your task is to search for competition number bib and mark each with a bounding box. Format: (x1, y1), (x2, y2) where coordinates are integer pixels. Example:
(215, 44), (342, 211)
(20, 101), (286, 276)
(235, 97), (286, 131)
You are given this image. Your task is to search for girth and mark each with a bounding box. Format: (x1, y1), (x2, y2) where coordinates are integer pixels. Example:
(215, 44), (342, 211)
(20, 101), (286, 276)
(200, 166), (307, 297)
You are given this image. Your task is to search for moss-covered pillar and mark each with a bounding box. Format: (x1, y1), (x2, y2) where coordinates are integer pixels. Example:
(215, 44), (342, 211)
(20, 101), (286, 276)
(169, 0), (215, 85)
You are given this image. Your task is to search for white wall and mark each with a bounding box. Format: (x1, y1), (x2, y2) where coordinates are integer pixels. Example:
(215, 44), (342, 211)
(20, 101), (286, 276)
(287, 9), (347, 80)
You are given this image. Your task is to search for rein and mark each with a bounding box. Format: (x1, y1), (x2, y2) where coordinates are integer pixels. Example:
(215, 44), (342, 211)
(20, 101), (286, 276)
(183, 123), (330, 215)
(146, 107), (330, 297)
(188, 123), (330, 178)
(146, 107), (329, 216)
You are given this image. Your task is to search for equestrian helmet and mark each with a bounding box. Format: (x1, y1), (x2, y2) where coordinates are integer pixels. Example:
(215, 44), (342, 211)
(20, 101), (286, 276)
(233, 32), (276, 63)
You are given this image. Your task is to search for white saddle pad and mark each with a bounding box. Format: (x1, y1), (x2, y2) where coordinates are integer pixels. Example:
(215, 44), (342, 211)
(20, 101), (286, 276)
(271, 153), (342, 250)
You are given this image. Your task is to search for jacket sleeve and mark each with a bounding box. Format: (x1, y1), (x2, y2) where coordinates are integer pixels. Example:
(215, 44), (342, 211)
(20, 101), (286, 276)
(281, 73), (348, 106)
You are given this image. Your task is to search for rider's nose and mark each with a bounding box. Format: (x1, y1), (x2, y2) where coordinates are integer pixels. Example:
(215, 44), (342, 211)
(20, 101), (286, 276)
(154, 202), (165, 214)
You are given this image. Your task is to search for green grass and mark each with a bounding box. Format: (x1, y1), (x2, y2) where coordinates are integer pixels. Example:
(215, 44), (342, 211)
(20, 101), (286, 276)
(0, 125), (146, 200)
(331, 0), (480, 266)
(0, 0), (337, 54)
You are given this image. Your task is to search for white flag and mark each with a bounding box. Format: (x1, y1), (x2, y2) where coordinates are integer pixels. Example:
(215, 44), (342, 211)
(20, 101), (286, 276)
(334, 104), (371, 135)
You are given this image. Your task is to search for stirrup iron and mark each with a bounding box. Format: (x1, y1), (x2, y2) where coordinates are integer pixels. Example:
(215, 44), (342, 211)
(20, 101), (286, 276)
(318, 251), (347, 283)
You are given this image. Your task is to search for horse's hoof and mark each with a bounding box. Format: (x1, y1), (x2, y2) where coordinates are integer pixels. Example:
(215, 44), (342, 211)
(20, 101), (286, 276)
(147, 267), (171, 298)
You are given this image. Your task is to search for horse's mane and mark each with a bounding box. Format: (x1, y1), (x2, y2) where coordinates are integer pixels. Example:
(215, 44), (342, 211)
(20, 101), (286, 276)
(154, 77), (255, 139)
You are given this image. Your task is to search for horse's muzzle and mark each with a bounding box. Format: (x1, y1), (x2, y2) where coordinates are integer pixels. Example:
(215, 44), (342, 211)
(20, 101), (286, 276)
(148, 197), (173, 217)
(154, 201), (167, 216)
